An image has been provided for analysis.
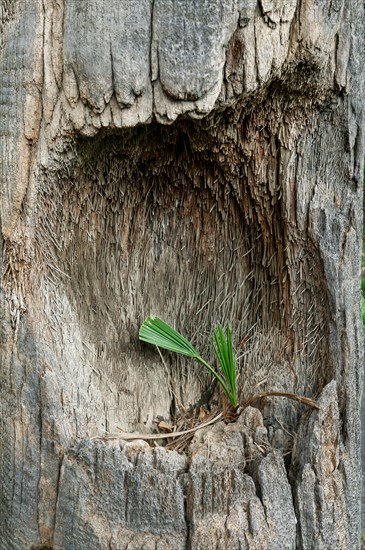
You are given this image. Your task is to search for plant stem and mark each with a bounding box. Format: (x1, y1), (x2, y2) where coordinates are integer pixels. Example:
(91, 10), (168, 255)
(194, 355), (235, 407)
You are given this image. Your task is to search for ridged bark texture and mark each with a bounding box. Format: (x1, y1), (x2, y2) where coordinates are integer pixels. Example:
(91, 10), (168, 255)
(0, 1), (364, 548)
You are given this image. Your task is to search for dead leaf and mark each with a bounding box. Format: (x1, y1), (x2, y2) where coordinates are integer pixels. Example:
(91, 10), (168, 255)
(158, 420), (173, 433)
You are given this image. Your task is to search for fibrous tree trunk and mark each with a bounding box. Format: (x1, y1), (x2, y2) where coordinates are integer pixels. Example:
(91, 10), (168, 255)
(0, 1), (364, 548)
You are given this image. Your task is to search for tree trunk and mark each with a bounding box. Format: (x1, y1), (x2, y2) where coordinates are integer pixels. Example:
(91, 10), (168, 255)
(1, 1), (364, 548)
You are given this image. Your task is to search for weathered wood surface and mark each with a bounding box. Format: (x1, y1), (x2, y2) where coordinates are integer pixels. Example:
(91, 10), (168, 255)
(0, 0), (364, 548)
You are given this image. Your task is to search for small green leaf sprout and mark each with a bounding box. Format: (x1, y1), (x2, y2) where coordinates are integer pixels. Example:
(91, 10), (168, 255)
(139, 316), (238, 410)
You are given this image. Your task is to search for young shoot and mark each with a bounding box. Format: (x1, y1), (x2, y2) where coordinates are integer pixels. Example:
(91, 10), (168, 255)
(139, 316), (238, 410)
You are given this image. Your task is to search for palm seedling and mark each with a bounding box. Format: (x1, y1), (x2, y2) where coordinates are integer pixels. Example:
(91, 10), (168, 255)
(139, 316), (238, 411)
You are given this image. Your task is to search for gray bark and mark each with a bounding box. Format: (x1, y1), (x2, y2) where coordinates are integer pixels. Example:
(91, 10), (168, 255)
(0, 0), (364, 548)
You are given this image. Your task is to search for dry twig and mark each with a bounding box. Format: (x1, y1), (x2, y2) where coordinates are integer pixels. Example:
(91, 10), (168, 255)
(246, 391), (320, 410)
(91, 412), (223, 441)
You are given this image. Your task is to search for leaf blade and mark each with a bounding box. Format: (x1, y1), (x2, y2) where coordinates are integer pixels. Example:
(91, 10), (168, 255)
(139, 316), (238, 410)
(212, 323), (237, 408)
(139, 316), (199, 358)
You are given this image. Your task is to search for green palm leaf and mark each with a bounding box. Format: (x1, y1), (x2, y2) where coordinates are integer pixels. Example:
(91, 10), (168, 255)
(139, 316), (236, 407)
(212, 324), (237, 409)
(139, 316), (198, 357)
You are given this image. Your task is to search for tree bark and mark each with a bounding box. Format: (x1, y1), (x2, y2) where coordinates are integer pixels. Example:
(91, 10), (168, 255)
(0, 1), (364, 548)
